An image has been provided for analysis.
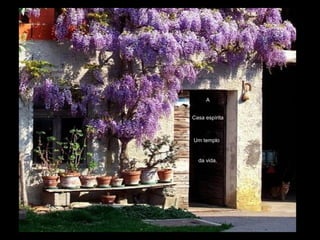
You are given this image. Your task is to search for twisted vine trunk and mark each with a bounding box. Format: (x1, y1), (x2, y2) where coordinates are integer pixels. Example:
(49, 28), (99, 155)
(119, 140), (129, 174)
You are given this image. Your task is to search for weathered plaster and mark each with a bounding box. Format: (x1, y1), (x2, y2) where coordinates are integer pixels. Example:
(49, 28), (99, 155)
(19, 41), (263, 210)
(19, 41), (177, 204)
(182, 62), (263, 211)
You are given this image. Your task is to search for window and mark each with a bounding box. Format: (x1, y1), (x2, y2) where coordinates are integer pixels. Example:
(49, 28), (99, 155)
(33, 109), (84, 164)
(262, 150), (278, 168)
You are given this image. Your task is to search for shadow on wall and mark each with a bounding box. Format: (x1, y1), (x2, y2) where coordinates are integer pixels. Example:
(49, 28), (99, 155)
(182, 62), (261, 90)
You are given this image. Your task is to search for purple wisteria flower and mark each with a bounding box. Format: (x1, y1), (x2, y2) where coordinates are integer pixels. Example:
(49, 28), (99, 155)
(25, 8), (41, 18)
(20, 8), (296, 171)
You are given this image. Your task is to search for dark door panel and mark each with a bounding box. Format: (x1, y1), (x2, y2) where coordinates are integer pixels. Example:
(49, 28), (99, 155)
(189, 90), (226, 206)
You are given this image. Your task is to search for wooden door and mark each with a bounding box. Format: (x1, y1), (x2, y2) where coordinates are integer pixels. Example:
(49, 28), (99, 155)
(189, 90), (227, 205)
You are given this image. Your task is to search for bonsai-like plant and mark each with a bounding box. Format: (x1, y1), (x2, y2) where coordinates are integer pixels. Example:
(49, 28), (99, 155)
(33, 131), (64, 176)
(122, 158), (138, 172)
(142, 135), (179, 169)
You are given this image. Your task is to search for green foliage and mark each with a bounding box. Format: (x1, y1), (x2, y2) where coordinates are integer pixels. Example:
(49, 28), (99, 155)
(62, 125), (94, 173)
(33, 131), (64, 176)
(86, 152), (97, 175)
(35, 125), (95, 174)
(20, 60), (54, 80)
(120, 205), (197, 219)
(84, 63), (101, 70)
(64, 128), (85, 172)
(87, 12), (109, 24)
(19, 205), (232, 232)
(57, 208), (98, 223)
(142, 135), (179, 169)
(19, 8), (26, 16)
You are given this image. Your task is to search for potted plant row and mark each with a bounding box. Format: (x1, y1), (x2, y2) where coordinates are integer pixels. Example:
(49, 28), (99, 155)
(35, 130), (178, 189)
(34, 125), (99, 189)
(119, 135), (179, 186)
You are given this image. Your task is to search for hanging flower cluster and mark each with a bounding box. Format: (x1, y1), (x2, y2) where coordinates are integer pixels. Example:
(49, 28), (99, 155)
(19, 8), (296, 150)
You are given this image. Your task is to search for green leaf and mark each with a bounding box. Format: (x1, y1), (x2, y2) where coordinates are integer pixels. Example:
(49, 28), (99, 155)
(47, 136), (56, 142)
(36, 131), (46, 135)
(19, 8), (26, 16)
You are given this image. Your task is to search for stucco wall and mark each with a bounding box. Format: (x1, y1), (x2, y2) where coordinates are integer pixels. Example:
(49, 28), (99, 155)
(19, 41), (263, 210)
(19, 99), (36, 204)
(19, 41), (177, 205)
(182, 62), (263, 210)
(126, 113), (174, 168)
(19, 41), (101, 204)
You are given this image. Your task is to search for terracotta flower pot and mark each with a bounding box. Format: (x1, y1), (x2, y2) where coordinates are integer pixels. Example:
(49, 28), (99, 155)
(80, 175), (97, 188)
(111, 177), (124, 187)
(42, 175), (59, 189)
(157, 169), (173, 183)
(59, 172), (81, 189)
(101, 194), (116, 204)
(122, 170), (141, 186)
(96, 175), (112, 188)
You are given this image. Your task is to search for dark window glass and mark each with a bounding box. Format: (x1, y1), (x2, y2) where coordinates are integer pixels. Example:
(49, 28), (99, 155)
(33, 116), (84, 164)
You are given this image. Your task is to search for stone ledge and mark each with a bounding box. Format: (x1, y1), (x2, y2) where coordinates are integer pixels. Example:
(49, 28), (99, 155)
(43, 182), (176, 192)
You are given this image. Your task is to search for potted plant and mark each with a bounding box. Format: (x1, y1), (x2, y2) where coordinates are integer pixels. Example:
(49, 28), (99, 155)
(101, 192), (117, 204)
(121, 158), (142, 186)
(59, 126), (92, 189)
(111, 172), (124, 187)
(96, 174), (113, 188)
(33, 131), (64, 189)
(79, 152), (98, 188)
(141, 135), (179, 183)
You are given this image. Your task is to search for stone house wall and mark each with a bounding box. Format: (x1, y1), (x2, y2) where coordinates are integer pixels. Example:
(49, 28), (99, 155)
(19, 40), (263, 211)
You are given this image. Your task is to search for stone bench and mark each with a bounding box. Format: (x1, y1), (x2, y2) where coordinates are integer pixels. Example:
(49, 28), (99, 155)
(42, 182), (177, 208)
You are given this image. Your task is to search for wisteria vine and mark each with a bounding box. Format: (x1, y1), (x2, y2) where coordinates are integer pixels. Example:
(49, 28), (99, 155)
(19, 8), (296, 170)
